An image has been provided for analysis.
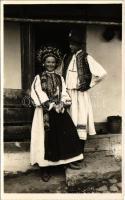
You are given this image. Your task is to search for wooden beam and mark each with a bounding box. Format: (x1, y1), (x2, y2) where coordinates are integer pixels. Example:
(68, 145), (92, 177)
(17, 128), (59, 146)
(4, 17), (121, 26)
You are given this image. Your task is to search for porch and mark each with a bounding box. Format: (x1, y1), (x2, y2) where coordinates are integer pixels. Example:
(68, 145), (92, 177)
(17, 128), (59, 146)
(4, 133), (121, 193)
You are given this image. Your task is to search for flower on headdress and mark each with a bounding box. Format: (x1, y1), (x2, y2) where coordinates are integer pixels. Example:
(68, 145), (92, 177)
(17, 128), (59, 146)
(37, 46), (62, 67)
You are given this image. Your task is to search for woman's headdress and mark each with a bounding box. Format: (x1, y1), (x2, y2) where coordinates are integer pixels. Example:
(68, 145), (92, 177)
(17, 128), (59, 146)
(37, 46), (62, 66)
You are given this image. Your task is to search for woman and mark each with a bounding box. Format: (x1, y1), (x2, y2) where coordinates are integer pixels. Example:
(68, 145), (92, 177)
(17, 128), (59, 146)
(30, 46), (83, 182)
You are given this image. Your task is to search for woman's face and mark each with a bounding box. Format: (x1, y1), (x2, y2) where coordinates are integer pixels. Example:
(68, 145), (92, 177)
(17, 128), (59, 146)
(44, 56), (56, 72)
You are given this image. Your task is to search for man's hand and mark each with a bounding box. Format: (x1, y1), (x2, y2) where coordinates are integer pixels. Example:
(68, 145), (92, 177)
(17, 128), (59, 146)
(77, 83), (90, 92)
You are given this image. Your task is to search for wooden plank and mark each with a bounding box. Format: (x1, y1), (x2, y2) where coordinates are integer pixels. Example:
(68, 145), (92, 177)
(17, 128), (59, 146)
(89, 133), (121, 139)
(4, 89), (26, 107)
(4, 142), (30, 152)
(4, 125), (31, 142)
(4, 134), (121, 153)
(4, 88), (23, 106)
(4, 123), (120, 142)
(3, 122), (109, 142)
(4, 88), (34, 109)
(4, 107), (34, 124)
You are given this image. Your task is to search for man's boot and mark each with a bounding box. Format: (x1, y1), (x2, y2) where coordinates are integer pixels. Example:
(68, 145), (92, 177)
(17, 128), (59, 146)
(69, 140), (86, 169)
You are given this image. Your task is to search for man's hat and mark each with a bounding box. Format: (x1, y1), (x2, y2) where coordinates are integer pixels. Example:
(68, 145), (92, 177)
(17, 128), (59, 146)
(69, 28), (85, 46)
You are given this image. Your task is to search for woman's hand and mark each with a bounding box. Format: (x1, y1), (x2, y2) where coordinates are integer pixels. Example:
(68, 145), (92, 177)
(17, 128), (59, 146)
(54, 102), (65, 113)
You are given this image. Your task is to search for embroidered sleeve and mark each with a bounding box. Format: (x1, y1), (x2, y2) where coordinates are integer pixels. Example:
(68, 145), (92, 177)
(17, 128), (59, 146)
(31, 76), (40, 106)
(31, 75), (49, 106)
(61, 76), (72, 106)
(31, 75), (55, 110)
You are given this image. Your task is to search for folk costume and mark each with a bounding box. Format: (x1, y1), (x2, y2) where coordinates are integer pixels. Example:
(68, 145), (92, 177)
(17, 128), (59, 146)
(30, 47), (83, 167)
(63, 50), (107, 141)
(63, 28), (107, 141)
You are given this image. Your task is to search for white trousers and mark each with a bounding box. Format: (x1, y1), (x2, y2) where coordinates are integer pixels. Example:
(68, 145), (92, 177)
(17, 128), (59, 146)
(67, 90), (96, 140)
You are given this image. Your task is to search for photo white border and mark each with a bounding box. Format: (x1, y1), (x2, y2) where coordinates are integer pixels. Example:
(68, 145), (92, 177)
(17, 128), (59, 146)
(0, 0), (124, 200)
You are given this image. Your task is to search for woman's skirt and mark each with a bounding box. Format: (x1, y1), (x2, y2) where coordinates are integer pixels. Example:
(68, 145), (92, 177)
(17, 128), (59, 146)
(44, 109), (83, 161)
(30, 107), (83, 167)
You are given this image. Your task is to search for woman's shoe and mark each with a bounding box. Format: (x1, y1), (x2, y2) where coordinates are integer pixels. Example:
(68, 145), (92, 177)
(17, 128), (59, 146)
(42, 173), (51, 182)
(40, 168), (51, 182)
(41, 171), (51, 182)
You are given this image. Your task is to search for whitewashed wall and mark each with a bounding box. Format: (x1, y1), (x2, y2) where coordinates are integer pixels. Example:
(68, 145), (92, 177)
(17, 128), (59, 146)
(4, 22), (21, 89)
(87, 25), (121, 122)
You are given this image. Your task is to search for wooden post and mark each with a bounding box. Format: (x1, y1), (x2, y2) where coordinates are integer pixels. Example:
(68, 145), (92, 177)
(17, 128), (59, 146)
(20, 23), (35, 91)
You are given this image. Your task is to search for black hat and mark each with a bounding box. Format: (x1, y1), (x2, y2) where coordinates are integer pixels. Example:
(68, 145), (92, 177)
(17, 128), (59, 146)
(69, 28), (84, 46)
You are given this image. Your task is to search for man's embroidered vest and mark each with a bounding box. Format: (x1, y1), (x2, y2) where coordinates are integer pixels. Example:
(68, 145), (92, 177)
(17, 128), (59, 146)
(63, 51), (92, 91)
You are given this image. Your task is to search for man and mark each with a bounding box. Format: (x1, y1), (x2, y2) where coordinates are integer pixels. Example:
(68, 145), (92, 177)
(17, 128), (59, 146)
(63, 28), (107, 169)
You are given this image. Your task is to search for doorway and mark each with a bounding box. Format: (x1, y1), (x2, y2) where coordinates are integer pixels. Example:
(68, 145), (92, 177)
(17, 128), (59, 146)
(20, 22), (86, 89)
(33, 23), (86, 75)
(34, 23), (70, 74)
